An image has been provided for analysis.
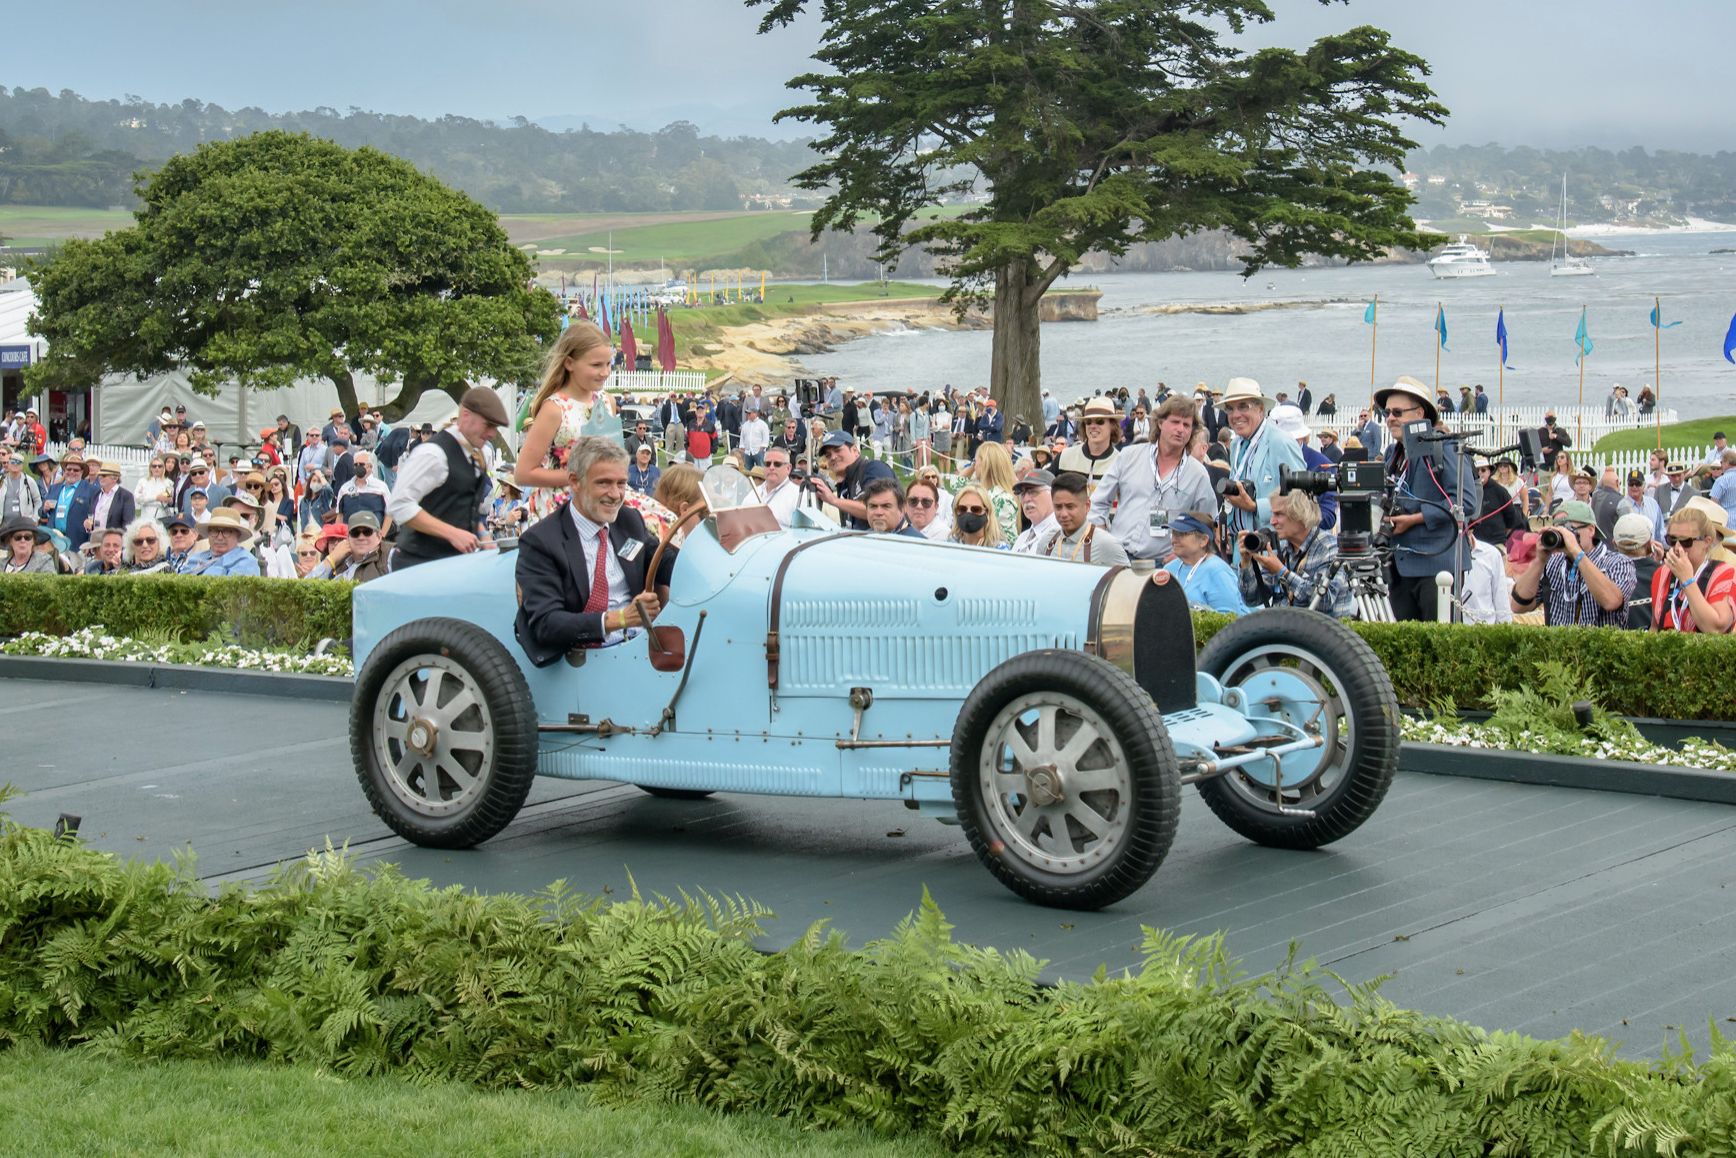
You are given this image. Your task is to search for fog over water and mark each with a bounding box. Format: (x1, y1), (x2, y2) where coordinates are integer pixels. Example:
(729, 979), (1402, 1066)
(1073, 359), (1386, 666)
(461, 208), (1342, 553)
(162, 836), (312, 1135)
(797, 233), (1736, 420)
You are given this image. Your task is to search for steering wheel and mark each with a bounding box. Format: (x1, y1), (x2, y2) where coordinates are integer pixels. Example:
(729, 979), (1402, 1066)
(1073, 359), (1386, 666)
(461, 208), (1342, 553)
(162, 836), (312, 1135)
(635, 503), (707, 651)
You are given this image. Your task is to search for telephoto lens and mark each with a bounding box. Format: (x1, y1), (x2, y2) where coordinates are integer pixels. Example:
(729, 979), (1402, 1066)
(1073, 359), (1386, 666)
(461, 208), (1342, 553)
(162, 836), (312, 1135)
(1539, 528), (1565, 551)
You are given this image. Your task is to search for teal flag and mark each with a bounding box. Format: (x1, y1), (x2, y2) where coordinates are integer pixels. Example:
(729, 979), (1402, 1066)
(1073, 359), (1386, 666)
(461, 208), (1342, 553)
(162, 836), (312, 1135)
(1574, 309), (1593, 365)
(1650, 304), (1682, 329)
(1434, 305), (1449, 352)
(1363, 301), (1377, 324)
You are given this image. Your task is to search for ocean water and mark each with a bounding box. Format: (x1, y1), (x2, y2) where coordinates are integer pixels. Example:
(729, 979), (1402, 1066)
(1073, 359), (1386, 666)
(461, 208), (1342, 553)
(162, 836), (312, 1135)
(797, 232), (1736, 419)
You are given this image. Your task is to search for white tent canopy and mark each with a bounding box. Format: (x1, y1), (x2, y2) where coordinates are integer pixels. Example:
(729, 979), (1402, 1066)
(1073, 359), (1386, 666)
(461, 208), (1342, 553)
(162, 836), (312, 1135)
(93, 369), (513, 448)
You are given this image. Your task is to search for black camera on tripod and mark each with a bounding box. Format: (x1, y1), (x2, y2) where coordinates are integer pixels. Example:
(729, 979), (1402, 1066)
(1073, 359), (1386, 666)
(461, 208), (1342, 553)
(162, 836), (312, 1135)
(1278, 461), (1389, 554)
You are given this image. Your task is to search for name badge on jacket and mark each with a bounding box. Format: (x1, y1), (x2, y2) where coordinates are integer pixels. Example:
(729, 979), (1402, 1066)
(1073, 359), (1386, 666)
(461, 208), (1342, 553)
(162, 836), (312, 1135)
(617, 538), (644, 562)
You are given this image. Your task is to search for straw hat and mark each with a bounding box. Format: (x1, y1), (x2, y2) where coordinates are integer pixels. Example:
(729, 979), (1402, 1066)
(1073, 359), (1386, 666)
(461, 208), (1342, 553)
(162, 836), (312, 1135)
(195, 507), (255, 545)
(1220, 378), (1267, 408)
(222, 489), (263, 513)
(1080, 397), (1119, 421)
(1373, 376), (1439, 424)
(1680, 497), (1736, 561)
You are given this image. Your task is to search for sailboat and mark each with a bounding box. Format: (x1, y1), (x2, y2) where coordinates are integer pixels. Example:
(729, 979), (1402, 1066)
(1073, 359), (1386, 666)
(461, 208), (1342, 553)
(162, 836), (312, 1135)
(1550, 174), (1595, 277)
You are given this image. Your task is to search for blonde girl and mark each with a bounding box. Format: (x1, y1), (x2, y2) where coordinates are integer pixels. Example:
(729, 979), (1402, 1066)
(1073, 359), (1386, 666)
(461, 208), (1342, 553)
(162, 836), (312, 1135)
(515, 322), (622, 522)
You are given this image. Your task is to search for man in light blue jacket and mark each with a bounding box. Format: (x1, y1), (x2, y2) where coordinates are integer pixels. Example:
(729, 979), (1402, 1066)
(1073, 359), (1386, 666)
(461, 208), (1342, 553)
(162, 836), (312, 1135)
(1218, 378), (1307, 561)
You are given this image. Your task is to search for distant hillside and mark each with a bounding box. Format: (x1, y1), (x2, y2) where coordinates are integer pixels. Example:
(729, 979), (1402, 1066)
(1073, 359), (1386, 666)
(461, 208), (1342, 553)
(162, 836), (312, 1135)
(0, 85), (821, 214)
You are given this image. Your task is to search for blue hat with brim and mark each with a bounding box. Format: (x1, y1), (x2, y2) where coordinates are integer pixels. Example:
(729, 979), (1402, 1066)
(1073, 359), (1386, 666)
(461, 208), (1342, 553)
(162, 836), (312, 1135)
(1170, 513), (1214, 537)
(820, 430), (855, 449)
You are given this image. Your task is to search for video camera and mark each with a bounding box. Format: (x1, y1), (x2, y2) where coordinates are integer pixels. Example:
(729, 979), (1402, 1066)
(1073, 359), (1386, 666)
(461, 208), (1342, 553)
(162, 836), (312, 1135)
(1279, 460), (1389, 554)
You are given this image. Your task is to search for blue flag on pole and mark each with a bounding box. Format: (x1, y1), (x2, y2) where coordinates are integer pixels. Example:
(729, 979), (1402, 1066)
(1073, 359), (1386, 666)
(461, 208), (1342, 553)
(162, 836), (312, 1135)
(1434, 305), (1449, 352)
(1650, 304), (1682, 329)
(1574, 309), (1593, 364)
(1364, 300), (1377, 324)
(1724, 312), (1736, 364)
(1495, 308), (1512, 368)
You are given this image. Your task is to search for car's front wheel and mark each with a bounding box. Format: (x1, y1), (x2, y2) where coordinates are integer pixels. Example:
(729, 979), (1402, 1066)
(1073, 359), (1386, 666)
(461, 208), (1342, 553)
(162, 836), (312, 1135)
(951, 650), (1180, 910)
(350, 618), (539, 849)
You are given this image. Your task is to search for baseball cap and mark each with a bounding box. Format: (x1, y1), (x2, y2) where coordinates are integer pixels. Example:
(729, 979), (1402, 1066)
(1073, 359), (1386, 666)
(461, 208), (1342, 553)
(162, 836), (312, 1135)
(1626, 470), (1645, 487)
(820, 429), (855, 450)
(1013, 469), (1055, 491)
(165, 512), (197, 532)
(1555, 500), (1596, 526)
(1169, 512), (1214, 537)
(1613, 513), (1653, 548)
(347, 510), (382, 533)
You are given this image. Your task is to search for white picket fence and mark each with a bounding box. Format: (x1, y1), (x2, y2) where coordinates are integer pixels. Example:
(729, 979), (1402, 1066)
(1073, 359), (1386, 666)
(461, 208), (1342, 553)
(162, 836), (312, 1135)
(607, 370), (709, 395)
(1306, 405), (1679, 451)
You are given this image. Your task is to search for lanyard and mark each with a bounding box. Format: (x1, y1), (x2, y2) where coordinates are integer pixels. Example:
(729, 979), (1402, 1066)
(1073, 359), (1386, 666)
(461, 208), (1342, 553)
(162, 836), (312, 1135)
(1669, 561), (1709, 630)
(1231, 424), (1266, 482)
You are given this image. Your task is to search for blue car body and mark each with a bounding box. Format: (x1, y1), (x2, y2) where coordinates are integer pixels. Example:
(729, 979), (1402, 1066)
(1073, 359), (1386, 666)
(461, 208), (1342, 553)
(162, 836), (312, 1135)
(353, 509), (1279, 817)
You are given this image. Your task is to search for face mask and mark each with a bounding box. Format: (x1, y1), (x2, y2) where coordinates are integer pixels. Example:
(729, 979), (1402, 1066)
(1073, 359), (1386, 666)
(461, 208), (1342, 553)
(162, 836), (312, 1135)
(956, 511), (988, 535)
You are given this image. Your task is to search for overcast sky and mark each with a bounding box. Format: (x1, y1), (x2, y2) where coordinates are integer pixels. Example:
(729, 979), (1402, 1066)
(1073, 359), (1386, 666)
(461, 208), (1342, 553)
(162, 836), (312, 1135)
(7, 0), (1733, 153)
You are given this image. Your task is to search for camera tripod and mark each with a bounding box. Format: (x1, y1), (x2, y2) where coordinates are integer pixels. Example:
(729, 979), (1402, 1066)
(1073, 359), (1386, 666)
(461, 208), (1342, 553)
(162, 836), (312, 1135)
(1304, 538), (1397, 623)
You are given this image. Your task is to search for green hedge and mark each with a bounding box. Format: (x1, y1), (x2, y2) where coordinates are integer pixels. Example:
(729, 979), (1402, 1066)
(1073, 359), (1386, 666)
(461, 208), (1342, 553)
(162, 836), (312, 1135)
(0, 575), (353, 646)
(1, 578), (1729, 720)
(2, 811), (1728, 1158)
(1192, 612), (1735, 721)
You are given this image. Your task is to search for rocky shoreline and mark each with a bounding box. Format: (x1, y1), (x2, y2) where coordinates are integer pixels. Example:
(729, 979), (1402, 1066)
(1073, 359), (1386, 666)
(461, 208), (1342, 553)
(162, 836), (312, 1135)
(683, 299), (989, 386)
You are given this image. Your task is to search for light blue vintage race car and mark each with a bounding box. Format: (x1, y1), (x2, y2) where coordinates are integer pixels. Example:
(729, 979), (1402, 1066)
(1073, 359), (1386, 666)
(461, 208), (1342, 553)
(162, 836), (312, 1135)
(351, 467), (1399, 910)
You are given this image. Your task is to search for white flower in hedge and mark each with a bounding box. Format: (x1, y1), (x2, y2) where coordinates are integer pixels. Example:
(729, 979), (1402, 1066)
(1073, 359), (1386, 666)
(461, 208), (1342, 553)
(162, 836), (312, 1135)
(4, 625), (353, 678)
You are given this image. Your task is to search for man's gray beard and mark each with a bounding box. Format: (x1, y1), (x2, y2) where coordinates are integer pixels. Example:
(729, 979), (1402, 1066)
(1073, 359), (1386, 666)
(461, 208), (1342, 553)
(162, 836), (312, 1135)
(579, 496), (621, 524)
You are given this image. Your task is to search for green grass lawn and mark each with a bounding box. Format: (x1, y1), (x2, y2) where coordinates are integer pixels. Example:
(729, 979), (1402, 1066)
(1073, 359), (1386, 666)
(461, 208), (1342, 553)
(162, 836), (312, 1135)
(526, 211), (815, 263)
(0, 1043), (950, 1158)
(1595, 414), (1733, 453)
(0, 205), (136, 246)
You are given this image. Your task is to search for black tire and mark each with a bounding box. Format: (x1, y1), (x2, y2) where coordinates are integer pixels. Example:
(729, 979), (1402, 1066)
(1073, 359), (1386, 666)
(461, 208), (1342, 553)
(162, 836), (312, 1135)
(350, 617), (539, 849)
(635, 786), (715, 801)
(950, 649), (1180, 911)
(1194, 607), (1398, 850)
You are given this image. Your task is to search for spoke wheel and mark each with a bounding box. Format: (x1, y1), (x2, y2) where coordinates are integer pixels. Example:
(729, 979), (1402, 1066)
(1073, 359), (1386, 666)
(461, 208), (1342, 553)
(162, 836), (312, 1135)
(979, 693), (1131, 875)
(350, 618), (538, 849)
(375, 655), (495, 818)
(952, 649), (1179, 911)
(1195, 608), (1398, 850)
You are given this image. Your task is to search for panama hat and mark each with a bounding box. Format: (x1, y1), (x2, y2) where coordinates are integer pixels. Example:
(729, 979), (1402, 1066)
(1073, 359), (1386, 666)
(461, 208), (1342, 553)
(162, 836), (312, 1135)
(1220, 378), (1268, 407)
(1080, 397), (1120, 420)
(195, 506), (255, 546)
(1680, 496), (1736, 559)
(222, 489), (263, 513)
(1373, 376), (1439, 424)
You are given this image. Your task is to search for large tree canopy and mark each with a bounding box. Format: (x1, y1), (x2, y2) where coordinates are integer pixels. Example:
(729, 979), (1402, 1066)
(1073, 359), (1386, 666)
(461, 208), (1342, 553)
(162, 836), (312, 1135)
(753, 0), (1447, 418)
(26, 130), (561, 420)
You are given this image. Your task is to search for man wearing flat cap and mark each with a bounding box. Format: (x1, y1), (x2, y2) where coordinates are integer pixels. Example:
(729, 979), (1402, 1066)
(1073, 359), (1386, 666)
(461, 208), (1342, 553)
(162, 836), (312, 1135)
(1376, 376), (1475, 621)
(388, 387), (508, 568)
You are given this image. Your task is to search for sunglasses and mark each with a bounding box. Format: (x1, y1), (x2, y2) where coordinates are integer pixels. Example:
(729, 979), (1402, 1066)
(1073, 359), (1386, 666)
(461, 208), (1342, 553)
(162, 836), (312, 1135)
(7, 532), (34, 544)
(171, 526), (196, 535)
(956, 503), (987, 515)
(348, 528), (376, 538)
(297, 549), (322, 557)
(907, 497), (936, 508)
(132, 536), (158, 546)
(1665, 534), (1706, 548)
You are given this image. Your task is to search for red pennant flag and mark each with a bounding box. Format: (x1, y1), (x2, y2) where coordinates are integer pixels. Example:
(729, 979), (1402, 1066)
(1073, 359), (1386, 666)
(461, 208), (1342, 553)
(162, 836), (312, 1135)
(657, 310), (677, 372)
(620, 317), (637, 367)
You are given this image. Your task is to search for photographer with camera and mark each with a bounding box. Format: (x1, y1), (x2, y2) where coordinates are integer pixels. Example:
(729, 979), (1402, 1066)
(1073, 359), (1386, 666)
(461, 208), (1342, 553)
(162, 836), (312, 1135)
(1236, 488), (1354, 618)
(1509, 500), (1635, 627)
(1377, 378), (1475, 622)
(1217, 378), (1308, 561)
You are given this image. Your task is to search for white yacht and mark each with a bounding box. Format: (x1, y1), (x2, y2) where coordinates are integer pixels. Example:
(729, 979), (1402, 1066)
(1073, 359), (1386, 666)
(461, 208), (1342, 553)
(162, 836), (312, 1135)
(1549, 175), (1595, 277)
(1428, 236), (1496, 279)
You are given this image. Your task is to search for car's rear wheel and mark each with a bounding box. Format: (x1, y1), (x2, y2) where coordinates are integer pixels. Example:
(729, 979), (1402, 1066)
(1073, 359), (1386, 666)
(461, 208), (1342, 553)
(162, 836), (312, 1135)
(351, 618), (538, 849)
(951, 650), (1179, 911)
(1194, 608), (1398, 849)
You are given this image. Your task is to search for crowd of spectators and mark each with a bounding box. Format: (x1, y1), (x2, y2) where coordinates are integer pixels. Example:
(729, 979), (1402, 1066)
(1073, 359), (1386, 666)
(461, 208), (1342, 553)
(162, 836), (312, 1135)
(4, 371), (1732, 636)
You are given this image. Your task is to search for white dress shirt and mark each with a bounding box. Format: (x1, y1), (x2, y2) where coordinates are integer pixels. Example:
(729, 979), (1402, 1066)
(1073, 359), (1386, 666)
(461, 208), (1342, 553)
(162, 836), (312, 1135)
(1012, 513), (1059, 554)
(386, 435), (495, 529)
(1460, 538), (1514, 624)
(569, 503), (634, 646)
(760, 477), (801, 527)
(740, 417), (771, 456)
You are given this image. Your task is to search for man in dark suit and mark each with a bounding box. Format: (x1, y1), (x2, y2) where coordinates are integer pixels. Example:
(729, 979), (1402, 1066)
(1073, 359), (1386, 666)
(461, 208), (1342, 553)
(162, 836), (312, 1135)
(515, 438), (678, 668)
(41, 456), (98, 551)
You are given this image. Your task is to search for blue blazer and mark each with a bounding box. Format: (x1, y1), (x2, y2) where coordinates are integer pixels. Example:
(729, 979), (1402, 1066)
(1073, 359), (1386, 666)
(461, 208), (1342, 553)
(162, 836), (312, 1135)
(1384, 440), (1475, 578)
(42, 480), (99, 550)
(1227, 418), (1308, 533)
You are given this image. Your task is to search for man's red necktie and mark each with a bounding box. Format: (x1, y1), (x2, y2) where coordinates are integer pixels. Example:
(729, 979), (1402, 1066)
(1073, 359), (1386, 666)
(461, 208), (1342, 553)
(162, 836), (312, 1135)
(583, 528), (610, 616)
